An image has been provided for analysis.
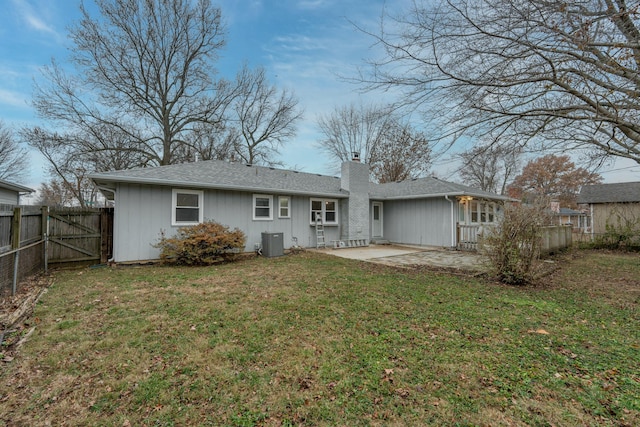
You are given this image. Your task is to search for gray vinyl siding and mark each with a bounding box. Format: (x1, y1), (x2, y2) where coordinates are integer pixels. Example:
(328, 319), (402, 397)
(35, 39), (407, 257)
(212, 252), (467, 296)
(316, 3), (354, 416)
(381, 198), (455, 247)
(113, 184), (170, 262)
(0, 188), (18, 205)
(112, 183), (341, 262)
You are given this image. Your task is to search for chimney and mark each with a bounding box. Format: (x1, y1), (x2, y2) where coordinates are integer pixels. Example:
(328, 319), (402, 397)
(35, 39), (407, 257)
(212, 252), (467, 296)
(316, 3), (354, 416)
(341, 159), (370, 244)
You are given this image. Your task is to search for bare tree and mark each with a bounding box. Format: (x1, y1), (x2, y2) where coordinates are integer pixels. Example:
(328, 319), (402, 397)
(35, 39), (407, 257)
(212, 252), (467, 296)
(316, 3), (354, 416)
(369, 121), (432, 183)
(317, 103), (391, 167)
(231, 65), (302, 165)
(24, 127), (106, 207)
(178, 122), (238, 163)
(0, 121), (28, 181)
(361, 0), (640, 165)
(458, 143), (522, 194)
(25, 0), (234, 172)
(36, 180), (76, 207)
(317, 103), (432, 181)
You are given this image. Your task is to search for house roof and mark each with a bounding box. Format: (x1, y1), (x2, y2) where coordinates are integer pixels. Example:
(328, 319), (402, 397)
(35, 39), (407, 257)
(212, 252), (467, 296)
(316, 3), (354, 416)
(90, 159), (513, 202)
(370, 176), (515, 201)
(578, 181), (640, 204)
(0, 178), (35, 193)
(90, 160), (347, 200)
(558, 207), (584, 216)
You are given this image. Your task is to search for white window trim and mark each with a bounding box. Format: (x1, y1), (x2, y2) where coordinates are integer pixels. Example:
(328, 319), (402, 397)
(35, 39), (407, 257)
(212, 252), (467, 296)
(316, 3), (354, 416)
(310, 198), (339, 225)
(253, 194), (273, 221)
(467, 200), (498, 225)
(171, 189), (204, 226)
(278, 196), (290, 219)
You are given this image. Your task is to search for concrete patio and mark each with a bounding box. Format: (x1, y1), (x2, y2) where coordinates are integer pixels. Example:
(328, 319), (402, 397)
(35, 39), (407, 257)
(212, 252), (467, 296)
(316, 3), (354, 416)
(317, 244), (487, 272)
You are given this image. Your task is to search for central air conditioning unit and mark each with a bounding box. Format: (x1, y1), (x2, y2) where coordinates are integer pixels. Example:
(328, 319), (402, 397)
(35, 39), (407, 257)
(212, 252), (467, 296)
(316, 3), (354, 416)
(261, 232), (284, 257)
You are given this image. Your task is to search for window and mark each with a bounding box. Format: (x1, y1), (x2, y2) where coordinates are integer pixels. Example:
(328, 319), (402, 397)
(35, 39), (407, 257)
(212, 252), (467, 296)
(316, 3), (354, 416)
(470, 200), (479, 223)
(310, 198), (338, 224)
(253, 194), (273, 220)
(278, 196), (290, 218)
(468, 200), (497, 224)
(172, 189), (203, 226)
(480, 202), (487, 223)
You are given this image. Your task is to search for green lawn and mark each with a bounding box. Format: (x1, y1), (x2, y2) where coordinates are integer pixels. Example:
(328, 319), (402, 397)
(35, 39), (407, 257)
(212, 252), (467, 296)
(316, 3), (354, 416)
(1, 251), (638, 426)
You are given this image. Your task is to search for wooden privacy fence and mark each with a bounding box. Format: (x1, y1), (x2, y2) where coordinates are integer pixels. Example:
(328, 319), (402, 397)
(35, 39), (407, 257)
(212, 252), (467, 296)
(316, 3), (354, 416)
(0, 206), (113, 297)
(458, 224), (573, 254)
(539, 225), (573, 255)
(0, 206), (46, 297)
(47, 207), (114, 265)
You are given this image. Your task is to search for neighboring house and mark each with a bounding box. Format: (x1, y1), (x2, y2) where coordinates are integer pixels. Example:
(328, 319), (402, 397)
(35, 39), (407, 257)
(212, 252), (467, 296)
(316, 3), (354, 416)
(578, 181), (640, 237)
(90, 159), (513, 263)
(551, 206), (589, 231)
(0, 179), (35, 206)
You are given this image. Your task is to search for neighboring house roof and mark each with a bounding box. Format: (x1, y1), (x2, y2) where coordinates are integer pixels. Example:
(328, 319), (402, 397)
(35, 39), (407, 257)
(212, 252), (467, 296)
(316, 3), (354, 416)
(557, 207), (584, 216)
(90, 160), (513, 202)
(370, 177), (515, 201)
(578, 181), (640, 204)
(0, 178), (35, 193)
(91, 160), (347, 200)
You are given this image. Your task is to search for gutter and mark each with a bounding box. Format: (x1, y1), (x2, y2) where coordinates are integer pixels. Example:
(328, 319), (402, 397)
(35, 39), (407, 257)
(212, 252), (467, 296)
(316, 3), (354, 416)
(96, 185), (116, 201)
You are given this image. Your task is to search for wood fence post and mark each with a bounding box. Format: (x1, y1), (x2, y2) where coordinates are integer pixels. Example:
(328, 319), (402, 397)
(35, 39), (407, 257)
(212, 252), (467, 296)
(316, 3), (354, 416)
(11, 207), (22, 296)
(42, 206), (49, 273)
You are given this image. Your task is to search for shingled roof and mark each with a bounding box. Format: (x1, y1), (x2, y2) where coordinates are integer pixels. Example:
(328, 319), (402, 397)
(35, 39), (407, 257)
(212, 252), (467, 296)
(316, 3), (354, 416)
(90, 159), (512, 201)
(370, 176), (514, 201)
(90, 160), (346, 199)
(578, 182), (640, 204)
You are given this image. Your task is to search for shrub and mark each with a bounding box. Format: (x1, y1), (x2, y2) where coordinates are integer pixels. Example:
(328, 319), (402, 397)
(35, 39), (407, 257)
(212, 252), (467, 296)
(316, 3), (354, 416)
(482, 204), (548, 285)
(154, 221), (247, 265)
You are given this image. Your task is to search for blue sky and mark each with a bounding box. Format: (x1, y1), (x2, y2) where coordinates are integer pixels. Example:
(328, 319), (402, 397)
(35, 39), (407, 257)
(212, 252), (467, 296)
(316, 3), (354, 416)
(1, 0), (410, 188)
(1, 0), (638, 189)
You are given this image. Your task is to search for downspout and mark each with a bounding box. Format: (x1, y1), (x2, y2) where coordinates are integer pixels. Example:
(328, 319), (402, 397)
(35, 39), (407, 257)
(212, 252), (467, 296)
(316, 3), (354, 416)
(445, 195), (456, 248)
(17, 192), (30, 205)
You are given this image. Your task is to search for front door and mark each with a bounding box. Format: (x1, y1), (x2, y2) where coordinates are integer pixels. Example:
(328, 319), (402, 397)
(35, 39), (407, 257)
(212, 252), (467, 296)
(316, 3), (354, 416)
(372, 202), (383, 238)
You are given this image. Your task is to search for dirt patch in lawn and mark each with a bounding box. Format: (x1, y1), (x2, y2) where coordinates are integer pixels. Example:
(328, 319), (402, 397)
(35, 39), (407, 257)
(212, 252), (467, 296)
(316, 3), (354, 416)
(0, 274), (52, 362)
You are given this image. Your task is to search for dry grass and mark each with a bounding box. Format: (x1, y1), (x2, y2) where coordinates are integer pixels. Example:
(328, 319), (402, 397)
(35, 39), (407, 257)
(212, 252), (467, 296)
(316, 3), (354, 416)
(0, 250), (638, 426)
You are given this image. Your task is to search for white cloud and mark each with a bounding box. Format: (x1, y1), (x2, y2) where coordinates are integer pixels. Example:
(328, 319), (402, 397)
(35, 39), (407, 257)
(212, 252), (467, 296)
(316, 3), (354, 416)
(10, 0), (64, 41)
(0, 88), (29, 109)
(296, 0), (333, 10)
(271, 34), (330, 52)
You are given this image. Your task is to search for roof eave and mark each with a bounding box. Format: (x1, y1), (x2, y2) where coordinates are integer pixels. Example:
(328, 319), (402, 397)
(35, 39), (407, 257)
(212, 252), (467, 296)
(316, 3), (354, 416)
(372, 191), (516, 202)
(0, 183), (35, 193)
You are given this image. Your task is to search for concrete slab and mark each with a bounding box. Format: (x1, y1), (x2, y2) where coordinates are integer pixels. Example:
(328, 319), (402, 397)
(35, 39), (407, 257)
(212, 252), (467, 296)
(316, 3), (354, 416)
(316, 244), (486, 272)
(317, 245), (424, 260)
